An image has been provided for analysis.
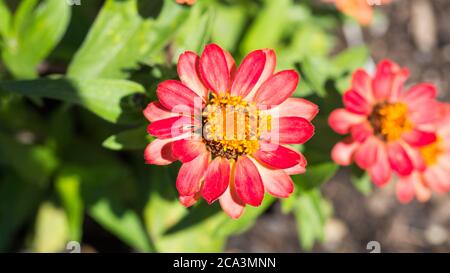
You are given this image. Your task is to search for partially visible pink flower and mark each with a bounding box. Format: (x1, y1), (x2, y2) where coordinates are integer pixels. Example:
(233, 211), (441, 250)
(323, 0), (392, 26)
(176, 0), (196, 5)
(144, 44), (318, 219)
(396, 103), (450, 203)
(329, 59), (439, 187)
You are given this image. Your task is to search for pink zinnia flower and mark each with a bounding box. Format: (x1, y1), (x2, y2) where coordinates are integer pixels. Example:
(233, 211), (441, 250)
(144, 44), (318, 219)
(396, 103), (450, 203)
(329, 59), (439, 186)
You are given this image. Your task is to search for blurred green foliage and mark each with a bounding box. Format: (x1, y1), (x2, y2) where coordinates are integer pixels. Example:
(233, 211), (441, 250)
(0, 0), (370, 252)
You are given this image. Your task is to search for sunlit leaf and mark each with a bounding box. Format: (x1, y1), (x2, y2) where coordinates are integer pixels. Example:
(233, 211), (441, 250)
(0, 78), (145, 124)
(33, 202), (69, 253)
(293, 189), (331, 250)
(68, 0), (188, 79)
(1, 0), (71, 78)
(56, 174), (84, 241)
(241, 0), (292, 53)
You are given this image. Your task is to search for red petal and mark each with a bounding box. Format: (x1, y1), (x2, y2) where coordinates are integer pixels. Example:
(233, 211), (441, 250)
(270, 98), (318, 121)
(423, 166), (450, 193)
(230, 50), (266, 98)
(179, 193), (200, 207)
(223, 49), (237, 81)
(253, 142), (302, 169)
(331, 138), (359, 166)
(354, 137), (380, 169)
(402, 129), (436, 147)
(409, 99), (440, 125)
(244, 49), (277, 100)
(147, 116), (197, 139)
(176, 152), (210, 196)
(328, 109), (365, 134)
(402, 83), (437, 109)
(144, 139), (177, 165)
(284, 164), (306, 175)
(401, 142), (426, 172)
(177, 51), (208, 100)
(253, 70), (299, 106)
(369, 145), (392, 186)
(396, 174), (416, 204)
(351, 121), (373, 142)
(143, 102), (179, 122)
(351, 69), (374, 103)
(234, 156), (264, 206)
(271, 116), (314, 144)
(343, 89), (371, 115)
(388, 67), (409, 102)
(201, 157), (230, 204)
(199, 44), (230, 96)
(157, 80), (204, 112)
(219, 185), (245, 219)
(372, 59), (399, 100)
(252, 159), (294, 198)
(387, 142), (414, 176)
(172, 139), (207, 163)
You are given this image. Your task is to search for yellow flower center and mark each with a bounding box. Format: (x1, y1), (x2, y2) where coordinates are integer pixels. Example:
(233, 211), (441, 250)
(419, 138), (443, 166)
(370, 102), (412, 142)
(202, 94), (271, 160)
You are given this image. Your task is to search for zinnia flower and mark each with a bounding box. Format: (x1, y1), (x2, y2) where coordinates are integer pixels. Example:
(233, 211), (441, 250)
(329, 59), (439, 186)
(396, 103), (450, 203)
(323, 0), (392, 26)
(176, 0), (196, 5)
(144, 44), (318, 219)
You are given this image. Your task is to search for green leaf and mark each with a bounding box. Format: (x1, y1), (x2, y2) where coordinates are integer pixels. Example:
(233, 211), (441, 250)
(332, 46), (369, 73)
(214, 196), (274, 237)
(0, 171), (44, 250)
(241, 0), (292, 53)
(211, 3), (247, 52)
(293, 189), (331, 250)
(143, 164), (273, 252)
(0, 78), (145, 124)
(293, 162), (338, 191)
(0, 0), (11, 37)
(32, 202), (69, 253)
(172, 4), (213, 61)
(57, 158), (153, 252)
(300, 56), (330, 97)
(0, 133), (58, 186)
(350, 166), (373, 195)
(89, 198), (153, 252)
(56, 174), (84, 241)
(290, 24), (334, 61)
(102, 126), (149, 151)
(332, 46), (369, 94)
(143, 165), (223, 252)
(1, 0), (71, 78)
(68, 0), (189, 79)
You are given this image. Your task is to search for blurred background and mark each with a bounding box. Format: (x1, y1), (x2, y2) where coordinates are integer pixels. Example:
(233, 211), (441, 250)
(0, 0), (449, 253)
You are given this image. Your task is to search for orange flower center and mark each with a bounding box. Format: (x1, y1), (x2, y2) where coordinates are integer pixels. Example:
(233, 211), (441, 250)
(202, 94), (271, 160)
(419, 138), (443, 166)
(369, 102), (412, 142)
